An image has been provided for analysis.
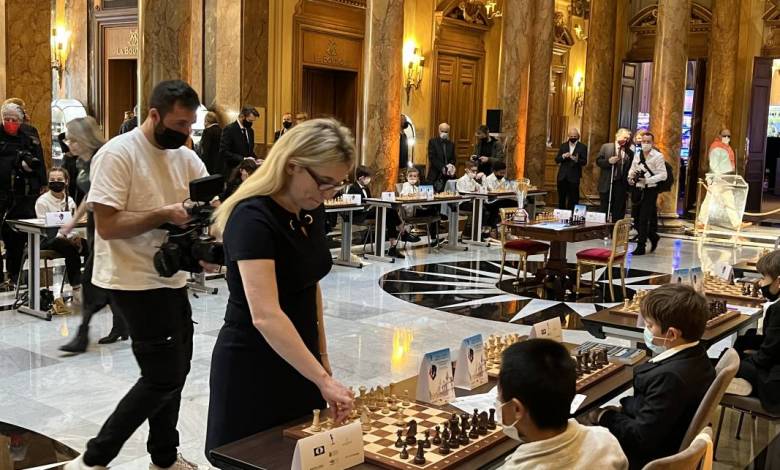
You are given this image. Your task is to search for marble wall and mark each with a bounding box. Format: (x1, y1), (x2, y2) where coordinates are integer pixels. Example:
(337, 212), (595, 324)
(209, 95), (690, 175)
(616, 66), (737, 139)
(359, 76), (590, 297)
(401, 0), (434, 164)
(3, 0), (52, 164)
(62, 0), (89, 105)
(361, 0), (404, 191)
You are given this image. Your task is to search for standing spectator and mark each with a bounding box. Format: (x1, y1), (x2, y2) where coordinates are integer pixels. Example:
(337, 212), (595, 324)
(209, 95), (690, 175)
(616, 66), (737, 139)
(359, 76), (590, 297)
(199, 111), (222, 176)
(554, 127), (588, 210)
(294, 112), (309, 126)
(596, 128), (633, 221)
(472, 125), (504, 176)
(118, 107), (138, 134)
(273, 112), (293, 142)
(627, 132), (666, 255)
(220, 106), (259, 180)
(399, 116), (410, 170)
(427, 122), (456, 193)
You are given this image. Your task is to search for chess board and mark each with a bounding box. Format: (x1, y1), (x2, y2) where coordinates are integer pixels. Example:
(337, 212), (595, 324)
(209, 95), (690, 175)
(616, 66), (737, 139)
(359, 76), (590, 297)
(397, 194), (429, 202)
(611, 297), (743, 330)
(283, 402), (506, 470)
(325, 197), (362, 208)
(702, 275), (764, 305)
(534, 211), (556, 222)
(434, 192), (461, 200)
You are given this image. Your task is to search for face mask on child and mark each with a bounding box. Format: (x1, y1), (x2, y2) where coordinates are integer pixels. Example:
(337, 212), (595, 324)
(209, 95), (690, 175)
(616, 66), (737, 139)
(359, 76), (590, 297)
(494, 399), (523, 442)
(643, 327), (669, 355)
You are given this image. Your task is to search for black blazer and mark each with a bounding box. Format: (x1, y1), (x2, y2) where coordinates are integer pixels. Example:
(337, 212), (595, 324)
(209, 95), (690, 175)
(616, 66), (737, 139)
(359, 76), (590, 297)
(740, 301), (780, 413)
(600, 344), (715, 470)
(346, 182), (372, 223)
(427, 137), (456, 183)
(219, 121), (255, 175)
(554, 141), (588, 183)
(200, 124), (222, 176)
(273, 128), (290, 142)
(596, 142), (634, 194)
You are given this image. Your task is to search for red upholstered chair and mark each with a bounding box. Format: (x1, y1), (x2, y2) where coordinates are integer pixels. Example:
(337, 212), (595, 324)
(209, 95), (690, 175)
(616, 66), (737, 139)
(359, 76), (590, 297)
(498, 207), (549, 284)
(575, 217), (632, 301)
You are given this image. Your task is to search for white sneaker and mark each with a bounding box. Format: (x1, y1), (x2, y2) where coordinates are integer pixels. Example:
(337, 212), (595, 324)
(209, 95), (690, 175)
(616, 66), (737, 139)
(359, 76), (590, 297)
(63, 455), (107, 470)
(150, 454), (199, 470)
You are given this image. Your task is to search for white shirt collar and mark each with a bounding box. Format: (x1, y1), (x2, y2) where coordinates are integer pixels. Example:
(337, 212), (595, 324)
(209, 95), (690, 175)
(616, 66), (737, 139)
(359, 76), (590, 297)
(237, 119), (245, 130)
(649, 340), (699, 363)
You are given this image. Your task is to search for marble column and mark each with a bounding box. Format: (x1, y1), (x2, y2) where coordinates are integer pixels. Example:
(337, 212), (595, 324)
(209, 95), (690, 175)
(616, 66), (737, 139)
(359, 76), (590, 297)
(699, 0), (738, 177)
(498, 0), (533, 179)
(63, 0), (89, 104)
(524, 0), (554, 186)
(361, 0), (404, 192)
(650, 0), (691, 217)
(2, 0), (52, 165)
(580, 0), (618, 197)
(138, 0), (193, 120)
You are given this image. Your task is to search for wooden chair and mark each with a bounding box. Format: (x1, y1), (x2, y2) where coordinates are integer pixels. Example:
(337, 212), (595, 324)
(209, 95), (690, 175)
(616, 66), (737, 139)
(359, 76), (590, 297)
(642, 427), (713, 470)
(714, 392), (780, 459)
(498, 207), (549, 284)
(575, 217), (632, 301)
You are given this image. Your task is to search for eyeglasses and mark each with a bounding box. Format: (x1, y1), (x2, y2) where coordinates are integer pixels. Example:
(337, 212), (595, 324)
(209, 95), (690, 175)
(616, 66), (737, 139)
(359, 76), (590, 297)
(722, 135), (732, 138)
(302, 166), (347, 193)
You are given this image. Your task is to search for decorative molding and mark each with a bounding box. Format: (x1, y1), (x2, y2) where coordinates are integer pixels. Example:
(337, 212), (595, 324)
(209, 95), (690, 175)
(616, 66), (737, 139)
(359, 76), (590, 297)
(442, 1), (491, 27)
(629, 2), (712, 36)
(554, 11), (575, 47)
(762, 5), (780, 52)
(319, 0), (366, 8)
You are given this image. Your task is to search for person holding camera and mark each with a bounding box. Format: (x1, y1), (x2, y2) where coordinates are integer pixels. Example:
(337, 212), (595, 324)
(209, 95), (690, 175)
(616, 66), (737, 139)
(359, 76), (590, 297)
(472, 125), (504, 176)
(205, 118), (356, 458)
(0, 102), (46, 288)
(627, 131), (667, 256)
(64, 81), (209, 470)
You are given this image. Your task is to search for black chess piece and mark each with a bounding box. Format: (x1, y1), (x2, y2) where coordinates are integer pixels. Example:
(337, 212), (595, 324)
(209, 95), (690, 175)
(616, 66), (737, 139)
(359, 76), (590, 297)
(432, 425), (442, 445)
(469, 424), (479, 439)
(423, 430), (431, 448)
(461, 415), (470, 433)
(478, 412), (488, 435)
(399, 444), (409, 460)
(488, 409), (497, 430)
(395, 429), (404, 448)
(472, 409), (480, 429)
(448, 427), (461, 449)
(450, 418), (460, 440)
(439, 436), (451, 455)
(458, 424), (470, 445)
(406, 419), (418, 445)
(413, 440), (426, 465)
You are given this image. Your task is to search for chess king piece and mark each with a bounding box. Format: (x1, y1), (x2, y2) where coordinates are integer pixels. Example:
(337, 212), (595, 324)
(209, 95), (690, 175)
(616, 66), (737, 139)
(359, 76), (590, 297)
(413, 440), (427, 465)
(311, 409), (322, 432)
(399, 444), (409, 460)
(406, 419), (418, 445)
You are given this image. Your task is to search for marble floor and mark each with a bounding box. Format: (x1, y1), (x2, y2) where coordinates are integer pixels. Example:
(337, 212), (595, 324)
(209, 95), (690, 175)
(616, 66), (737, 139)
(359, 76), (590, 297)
(0, 235), (778, 469)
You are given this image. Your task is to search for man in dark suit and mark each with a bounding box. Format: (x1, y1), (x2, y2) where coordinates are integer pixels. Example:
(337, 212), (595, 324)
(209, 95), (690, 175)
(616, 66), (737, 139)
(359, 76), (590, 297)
(596, 128), (633, 221)
(273, 112), (293, 142)
(427, 122), (456, 192)
(219, 106), (258, 180)
(472, 125), (504, 176)
(199, 111), (222, 176)
(554, 127), (588, 210)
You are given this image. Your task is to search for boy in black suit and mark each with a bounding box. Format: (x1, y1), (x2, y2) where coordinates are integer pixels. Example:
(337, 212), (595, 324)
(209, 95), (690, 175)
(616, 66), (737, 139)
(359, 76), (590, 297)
(591, 284), (715, 469)
(733, 250), (780, 413)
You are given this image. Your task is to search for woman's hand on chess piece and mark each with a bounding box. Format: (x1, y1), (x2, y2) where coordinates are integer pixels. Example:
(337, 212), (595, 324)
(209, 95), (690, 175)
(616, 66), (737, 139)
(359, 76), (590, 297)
(320, 376), (355, 424)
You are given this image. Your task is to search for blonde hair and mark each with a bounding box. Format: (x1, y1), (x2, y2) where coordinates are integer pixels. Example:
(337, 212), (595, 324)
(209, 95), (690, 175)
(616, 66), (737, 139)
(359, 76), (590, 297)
(615, 128), (631, 140)
(212, 118), (356, 234)
(204, 111), (220, 127)
(66, 116), (105, 158)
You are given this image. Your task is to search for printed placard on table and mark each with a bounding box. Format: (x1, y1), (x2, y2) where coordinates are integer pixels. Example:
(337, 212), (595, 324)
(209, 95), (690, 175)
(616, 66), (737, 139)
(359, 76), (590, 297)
(454, 334), (488, 390)
(420, 185), (435, 200)
(416, 348), (455, 405)
(585, 212), (607, 223)
(672, 268), (690, 285)
(690, 267), (704, 292)
(380, 191), (396, 202)
(712, 261), (734, 283)
(342, 194), (361, 205)
(45, 211), (72, 226)
(528, 317), (563, 342)
(573, 204), (588, 219)
(291, 421), (364, 470)
(553, 209), (572, 220)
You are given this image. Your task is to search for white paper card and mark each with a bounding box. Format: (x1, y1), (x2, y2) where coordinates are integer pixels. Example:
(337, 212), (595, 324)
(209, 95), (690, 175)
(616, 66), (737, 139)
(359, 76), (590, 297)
(381, 191), (396, 202)
(342, 194), (361, 205)
(450, 386), (498, 414)
(585, 212), (607, 223)
(455, 334), (488, 390)
(416, 348), (455, 405)
(291, 421), (364, 470)
(690, 267), (704, 292)
(420, 185), (435, 200)
(573, 204), (588, 219)
(45, 211), (72, 226)
(528, 317), (563, 342)
(553, 209), (572, 220)
(672, 268), (690, 285)
(712, 261), (734, 282)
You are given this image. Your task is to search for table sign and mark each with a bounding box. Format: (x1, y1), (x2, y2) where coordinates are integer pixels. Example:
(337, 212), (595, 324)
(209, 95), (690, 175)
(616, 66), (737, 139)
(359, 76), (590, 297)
(573, 204), (587, 219)
(420, 185), (435, 200)
(44, 211), (72, 226)
(585, 212), (607, 223)
(690, 267), (704, 292)
(529, 317), (563, 342)
(672, 268), (690, 285)
(416, 348), (455, 405)
(553, 209), (572, 220)
(342, 194), (361, 205)
(291, 421), (364, 470)
(712, 261), (734, 282)
(454, 334), (487, 390)
(381, 192), (396, 202)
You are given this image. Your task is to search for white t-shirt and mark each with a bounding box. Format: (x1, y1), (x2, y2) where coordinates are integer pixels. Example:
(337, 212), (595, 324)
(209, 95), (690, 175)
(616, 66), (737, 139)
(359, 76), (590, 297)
(35, 192), (76, 218)
(87, 128), (208, 290)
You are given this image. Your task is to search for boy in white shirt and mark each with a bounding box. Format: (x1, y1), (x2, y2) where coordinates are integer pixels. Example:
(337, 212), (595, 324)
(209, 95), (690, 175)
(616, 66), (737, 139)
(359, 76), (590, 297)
(35, 167), (87, 299)
(456, 161), (484, 193)
(497, 339), (628, 470)
(399, 168), (441, 244)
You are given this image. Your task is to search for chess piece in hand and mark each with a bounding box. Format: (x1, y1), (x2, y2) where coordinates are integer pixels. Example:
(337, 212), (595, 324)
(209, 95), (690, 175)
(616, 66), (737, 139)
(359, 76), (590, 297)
(319, 376), (355, 425)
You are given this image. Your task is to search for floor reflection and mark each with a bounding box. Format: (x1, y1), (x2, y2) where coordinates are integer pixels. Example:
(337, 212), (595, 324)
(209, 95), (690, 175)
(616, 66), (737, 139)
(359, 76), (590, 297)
(0, 422), (77, 470)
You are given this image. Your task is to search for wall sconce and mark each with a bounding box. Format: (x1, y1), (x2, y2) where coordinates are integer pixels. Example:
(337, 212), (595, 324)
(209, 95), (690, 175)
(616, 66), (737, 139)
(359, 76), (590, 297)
(573, 23), (587, 41)
(484, 0), (502, 19)
(572, 70), (584, 116)
(403, 40), (424, 105)
(51, 26), (71, 84)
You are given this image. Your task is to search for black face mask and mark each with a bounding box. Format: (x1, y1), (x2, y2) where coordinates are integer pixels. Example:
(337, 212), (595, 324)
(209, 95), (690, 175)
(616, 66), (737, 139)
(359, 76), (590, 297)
(761, 283), (780, 302)
(569, 138), (578, 144)
(243, 119), (254, 129)
(282, 121), (292, 129)
(154, 122), (189, 150)
(48, 181), (66, 193)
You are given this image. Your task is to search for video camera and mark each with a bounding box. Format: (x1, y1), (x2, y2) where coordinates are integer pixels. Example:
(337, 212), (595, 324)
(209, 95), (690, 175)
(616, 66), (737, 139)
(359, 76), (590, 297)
(16, 148), (41, 174)
(154, 175), (225, 277)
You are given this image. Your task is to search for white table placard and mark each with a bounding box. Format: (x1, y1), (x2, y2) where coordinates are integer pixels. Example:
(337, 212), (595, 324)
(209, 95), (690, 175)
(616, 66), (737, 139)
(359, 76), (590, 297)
(553, 209), (572, 220)
(585, 211), (607, 223)
(528, 317), (563, 342)
(291, 421), (364, 470)
(672, 267), (690, 285)
(416, 348), (455, 405)
(712, 261), (734, 283)
(381, 192), (396, 202)
(690, 266), (704, 292)
(573, 204), (588, 219)
(455, 334), (488, 390)
(342, 194), (361, 205)
(45, 211), (72, 226)
(420, 185), (435, 200)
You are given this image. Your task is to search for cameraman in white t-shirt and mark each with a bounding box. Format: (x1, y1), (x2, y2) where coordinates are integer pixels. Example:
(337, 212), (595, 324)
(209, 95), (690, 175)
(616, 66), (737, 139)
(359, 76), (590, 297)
(65, 80), (210, 470)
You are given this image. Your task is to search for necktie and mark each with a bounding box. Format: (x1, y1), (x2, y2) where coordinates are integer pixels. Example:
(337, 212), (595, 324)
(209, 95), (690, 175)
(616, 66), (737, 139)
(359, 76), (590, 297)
(242, 128), (250, 149)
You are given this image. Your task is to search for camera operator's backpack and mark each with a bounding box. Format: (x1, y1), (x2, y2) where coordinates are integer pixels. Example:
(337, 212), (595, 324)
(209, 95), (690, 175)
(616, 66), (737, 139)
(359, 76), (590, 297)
(657, 161), (674, 193)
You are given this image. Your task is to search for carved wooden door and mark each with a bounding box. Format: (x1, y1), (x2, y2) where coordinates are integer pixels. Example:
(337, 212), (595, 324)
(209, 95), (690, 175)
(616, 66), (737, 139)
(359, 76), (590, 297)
(746, 57), (773, 212)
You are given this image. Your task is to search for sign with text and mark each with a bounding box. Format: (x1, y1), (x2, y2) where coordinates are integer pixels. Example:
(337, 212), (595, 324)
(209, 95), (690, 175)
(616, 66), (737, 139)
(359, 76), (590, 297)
(45, 211), (72, 226)
(529, 317), (563, 342)
(381, 192), (396, 202)
(712, 261), (734, 283)
(672, 268), (690, 285)
(342, 194), (361, 205)
(455, 334), (488, 390)
(291, 421), (364, 470)
(420, 185), (435, 200)
(416, 348), (455, 405)
(585, 212), (607, 223)
(690, 267), (704, 292)
(553, 209), (572, 220)
(573, 204), (588, 219)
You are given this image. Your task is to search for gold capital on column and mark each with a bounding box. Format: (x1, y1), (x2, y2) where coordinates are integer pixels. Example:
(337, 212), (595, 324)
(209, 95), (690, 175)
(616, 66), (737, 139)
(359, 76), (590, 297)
(580, 0), (618, 198)
(650, 0), (691, 217)
(361, 0), (404, 192)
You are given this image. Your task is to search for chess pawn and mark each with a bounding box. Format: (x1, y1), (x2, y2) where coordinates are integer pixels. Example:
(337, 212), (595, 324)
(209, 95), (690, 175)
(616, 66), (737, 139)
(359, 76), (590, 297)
(423, 430), (431, 448)
(311, 409), (322, 432)
(381, 398), (391, 415)
(458, 424), (470, 445)
(403, 389), (411, 406)
(389, 395), (399, 412)
(399, 444), (409, 460)
(413, 440), (427, 465)
(432, 425), (442, 445)
(395, 429), (404, 448)
(487, 408), (497, 430)
(469, 424), (479, 439)
(394, 407), (405, 426)
(439, 436), (451, 455)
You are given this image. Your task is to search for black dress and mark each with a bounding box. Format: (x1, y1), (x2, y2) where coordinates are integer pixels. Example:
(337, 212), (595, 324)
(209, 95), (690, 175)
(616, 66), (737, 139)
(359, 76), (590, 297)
(205, 196), (332, 458)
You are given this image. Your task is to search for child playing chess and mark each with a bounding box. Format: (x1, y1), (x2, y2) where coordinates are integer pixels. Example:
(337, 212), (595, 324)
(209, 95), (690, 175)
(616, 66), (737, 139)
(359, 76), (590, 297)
(497, 339), (627, 470)
(732, 250), (780, 413)
(456, 162), (484, 193)
(590, 284), (715, 469)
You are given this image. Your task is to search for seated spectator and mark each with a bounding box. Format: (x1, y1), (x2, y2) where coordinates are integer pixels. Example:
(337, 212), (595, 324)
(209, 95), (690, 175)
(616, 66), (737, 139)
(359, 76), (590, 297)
(498, 339), (627, 469)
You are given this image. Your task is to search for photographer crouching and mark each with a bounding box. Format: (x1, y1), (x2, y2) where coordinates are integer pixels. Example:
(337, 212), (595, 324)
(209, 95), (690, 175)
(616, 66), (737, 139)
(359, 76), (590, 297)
(65, 80), (211, 470)
(0, 102), (46, 288)
(627, 131), (667, 256)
